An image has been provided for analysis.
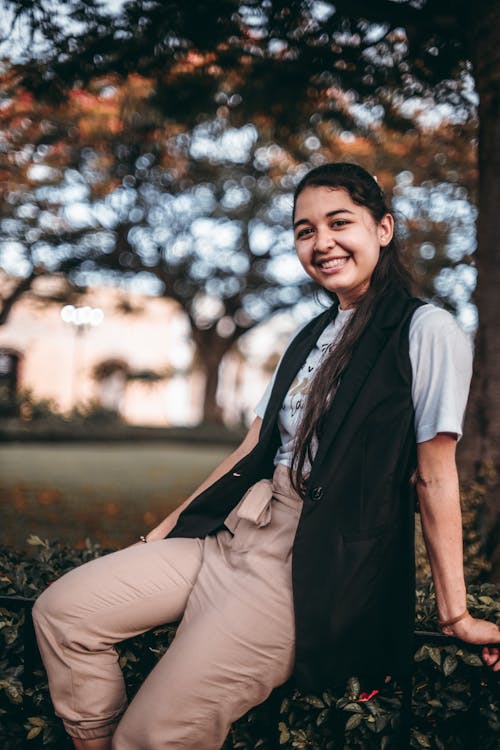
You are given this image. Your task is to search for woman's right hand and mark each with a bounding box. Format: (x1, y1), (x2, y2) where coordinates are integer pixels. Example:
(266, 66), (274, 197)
(142, 510), (180, 542)
(132, 417), (263, 547)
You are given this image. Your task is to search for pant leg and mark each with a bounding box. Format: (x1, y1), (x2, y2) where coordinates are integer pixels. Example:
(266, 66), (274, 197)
(112, 524), (297, 750)
(32, 538), (204, 741)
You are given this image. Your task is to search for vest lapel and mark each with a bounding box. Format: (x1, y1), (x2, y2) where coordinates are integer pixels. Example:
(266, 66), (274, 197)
(259, 305), (336, 443)
(308, 286), (413, 479)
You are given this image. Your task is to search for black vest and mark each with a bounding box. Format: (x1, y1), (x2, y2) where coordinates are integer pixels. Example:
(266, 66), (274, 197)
(169, 285), (425, 689)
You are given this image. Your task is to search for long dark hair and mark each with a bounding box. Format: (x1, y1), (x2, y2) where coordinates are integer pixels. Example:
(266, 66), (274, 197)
(290, 162), (414, 495)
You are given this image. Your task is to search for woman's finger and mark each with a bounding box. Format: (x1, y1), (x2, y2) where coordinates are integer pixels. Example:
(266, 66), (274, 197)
(481, 646), (500, 674)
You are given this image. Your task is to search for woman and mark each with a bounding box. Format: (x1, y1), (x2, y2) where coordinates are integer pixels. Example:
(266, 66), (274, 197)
(33, 163), (500, 750)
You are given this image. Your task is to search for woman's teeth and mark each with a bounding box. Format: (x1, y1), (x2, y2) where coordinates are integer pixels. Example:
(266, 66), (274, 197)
(318, 257), (349, 269)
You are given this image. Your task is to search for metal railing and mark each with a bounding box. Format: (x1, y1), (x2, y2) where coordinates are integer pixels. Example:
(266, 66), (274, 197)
(0, 595), (496, 748)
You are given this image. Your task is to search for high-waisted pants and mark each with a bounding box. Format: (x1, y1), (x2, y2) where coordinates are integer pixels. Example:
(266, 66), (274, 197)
(32, 465), (302, 749)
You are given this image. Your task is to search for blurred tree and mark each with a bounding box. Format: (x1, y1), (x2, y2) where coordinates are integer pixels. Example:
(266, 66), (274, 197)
(0, 77), (317, 420)
(0, 72), (97, 323)
(82, 130), (316, 422)
(0, 73), (478, 422)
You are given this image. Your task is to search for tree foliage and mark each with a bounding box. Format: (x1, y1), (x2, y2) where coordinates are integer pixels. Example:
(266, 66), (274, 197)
(0, 0), (477, 133)
(0, 68), (479, 419)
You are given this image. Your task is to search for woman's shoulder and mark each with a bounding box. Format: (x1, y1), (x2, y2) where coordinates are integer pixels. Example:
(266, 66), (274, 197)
(410, 303), (468, 339)
(409, 302), (473, 368)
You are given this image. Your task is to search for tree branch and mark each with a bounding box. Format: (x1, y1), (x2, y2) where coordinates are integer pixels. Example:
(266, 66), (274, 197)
(331, 0), (462, 38)
(0, 269), (44, 326)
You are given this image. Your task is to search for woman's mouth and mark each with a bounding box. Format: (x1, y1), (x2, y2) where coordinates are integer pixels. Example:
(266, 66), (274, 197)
(316, 256), (350, 272)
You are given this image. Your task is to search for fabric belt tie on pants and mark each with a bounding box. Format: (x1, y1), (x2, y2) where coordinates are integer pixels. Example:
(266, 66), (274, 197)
(224, 479), (274, 532)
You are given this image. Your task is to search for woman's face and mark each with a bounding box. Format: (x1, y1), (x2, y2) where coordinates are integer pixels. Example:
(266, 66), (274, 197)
(293, 186), (394, 309)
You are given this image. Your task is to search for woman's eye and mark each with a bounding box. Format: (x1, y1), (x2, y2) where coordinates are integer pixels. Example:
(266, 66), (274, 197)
(296, 227), (313, 239)
(331, 220), (349, 228)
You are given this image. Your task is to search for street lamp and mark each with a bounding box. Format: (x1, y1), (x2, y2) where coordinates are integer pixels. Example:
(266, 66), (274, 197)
(60, 305), (104, 329)
(60, 305), (104, 409)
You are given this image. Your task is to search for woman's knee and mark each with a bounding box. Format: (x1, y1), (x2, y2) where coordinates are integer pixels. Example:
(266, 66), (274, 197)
(32, 584), (57, 627)
(32, 570), (79, 634)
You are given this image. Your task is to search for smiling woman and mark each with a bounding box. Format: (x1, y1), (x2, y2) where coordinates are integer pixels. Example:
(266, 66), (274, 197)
(31, 162), (499, 750)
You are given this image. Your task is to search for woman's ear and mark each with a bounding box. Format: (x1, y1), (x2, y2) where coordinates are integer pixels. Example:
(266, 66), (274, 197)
(378, 213), (394, 247)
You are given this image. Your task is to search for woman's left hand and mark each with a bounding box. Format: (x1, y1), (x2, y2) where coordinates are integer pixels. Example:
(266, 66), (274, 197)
(441, 614), (500, 671)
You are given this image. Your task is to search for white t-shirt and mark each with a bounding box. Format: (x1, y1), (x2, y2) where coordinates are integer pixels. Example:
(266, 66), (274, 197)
(254, 304), (473, 468)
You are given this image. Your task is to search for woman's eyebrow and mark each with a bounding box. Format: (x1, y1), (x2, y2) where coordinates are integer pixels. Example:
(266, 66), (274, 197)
(293, 208), (354, 230)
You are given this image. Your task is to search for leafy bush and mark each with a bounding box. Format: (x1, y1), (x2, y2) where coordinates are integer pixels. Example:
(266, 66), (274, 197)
(0, 537), (498, 750)
(15, 388), (123, 426)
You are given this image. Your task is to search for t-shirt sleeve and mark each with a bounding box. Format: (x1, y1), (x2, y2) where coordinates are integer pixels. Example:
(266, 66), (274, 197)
(409, 305), (473, 443)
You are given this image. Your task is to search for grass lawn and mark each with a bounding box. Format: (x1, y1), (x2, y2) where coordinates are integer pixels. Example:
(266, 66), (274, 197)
(0, 441), (230, 550)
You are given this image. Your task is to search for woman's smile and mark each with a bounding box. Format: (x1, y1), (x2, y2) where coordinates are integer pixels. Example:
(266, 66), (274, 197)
(314, 255), (351, 272)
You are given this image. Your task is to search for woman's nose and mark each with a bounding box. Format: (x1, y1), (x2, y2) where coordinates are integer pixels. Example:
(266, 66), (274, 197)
(314, 228), (335, 253)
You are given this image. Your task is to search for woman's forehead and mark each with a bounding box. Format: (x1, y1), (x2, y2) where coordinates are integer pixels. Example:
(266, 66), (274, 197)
(294, 185), (360, 217)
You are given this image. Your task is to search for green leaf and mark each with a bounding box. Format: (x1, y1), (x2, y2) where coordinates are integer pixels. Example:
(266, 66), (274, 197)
(316, 708), (330, 726)
(27, 717), (46, 727)
(478, 596), (495, 605)
(345, 714), (362, 731)
(26, 535), (48, 548)
(27, 726), (43, 740)
(446, 697), (467, 711)
(443, 655), (458, 676)
(343, 702), (364, 714)
(280, 698), (290, 713)
(346, 676), (360, 699)
(278, 721), (290, 744)
(460, 652), (483, 667)
(0, 681), (22, 704)
(413, 730), (432, 747)
(414, 645), (429, 662)
(428, 647), (441, 666)
(427, 698), (442, 707)
(303, 694), (325, 708)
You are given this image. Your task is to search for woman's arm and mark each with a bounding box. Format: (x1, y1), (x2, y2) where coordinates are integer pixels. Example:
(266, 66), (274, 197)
(416, 433), (500, 670)
(144, 416), (263, 541)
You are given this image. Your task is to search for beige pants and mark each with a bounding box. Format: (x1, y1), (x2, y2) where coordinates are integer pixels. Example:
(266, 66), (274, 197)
(33, 466), (302, 749)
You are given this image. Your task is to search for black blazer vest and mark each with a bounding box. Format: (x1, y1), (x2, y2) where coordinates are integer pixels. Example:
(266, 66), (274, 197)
(168, 285), (425, 689)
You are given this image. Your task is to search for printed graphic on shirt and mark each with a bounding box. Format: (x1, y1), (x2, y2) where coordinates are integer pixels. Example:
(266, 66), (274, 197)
(285, 338), (337, 419)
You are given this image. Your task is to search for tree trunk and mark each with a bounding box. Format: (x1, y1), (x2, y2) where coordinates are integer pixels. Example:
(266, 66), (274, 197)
(0, 272), (38, 326)
(190, 326), (236, 424)
(458, 1), (500, 581)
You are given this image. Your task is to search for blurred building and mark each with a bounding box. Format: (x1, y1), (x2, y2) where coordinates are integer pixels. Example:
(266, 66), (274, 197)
(0, 274), (277, 427)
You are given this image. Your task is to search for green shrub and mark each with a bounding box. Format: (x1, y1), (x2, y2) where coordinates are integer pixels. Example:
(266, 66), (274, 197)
(0, 537), (498, 750)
